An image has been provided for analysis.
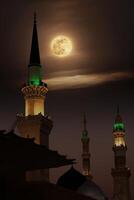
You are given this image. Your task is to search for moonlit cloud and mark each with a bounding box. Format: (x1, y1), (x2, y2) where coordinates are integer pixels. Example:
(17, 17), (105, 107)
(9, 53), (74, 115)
(44, 71), (133, 91)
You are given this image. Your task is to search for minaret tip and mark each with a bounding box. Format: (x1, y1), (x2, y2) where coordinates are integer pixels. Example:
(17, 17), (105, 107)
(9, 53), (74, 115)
(34, 12), (37, 24)
(115, 104), (123, 124)
(82, 113), (89, 140)
(83, 113), (87, 130)
(117, 104), (120, 115)
(29, 11), (40, 67)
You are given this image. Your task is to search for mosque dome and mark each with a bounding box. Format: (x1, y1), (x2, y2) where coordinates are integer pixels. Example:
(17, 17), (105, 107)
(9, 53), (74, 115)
(57, 166), (86, 190)
(78, 180), (107, 200)
(57, 167), (107, 200)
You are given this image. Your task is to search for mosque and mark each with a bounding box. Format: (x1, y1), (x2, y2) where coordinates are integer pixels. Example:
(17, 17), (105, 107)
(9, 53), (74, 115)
(13, 14), (131, 200)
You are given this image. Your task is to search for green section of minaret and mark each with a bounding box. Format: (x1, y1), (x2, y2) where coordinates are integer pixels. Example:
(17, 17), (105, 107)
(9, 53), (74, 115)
(82, 129), (89, 141)
(113, 123), (125, 132)
(113, 105), (125, 132)
(28, 13), (42, 86)
(28, 67), (42, 86)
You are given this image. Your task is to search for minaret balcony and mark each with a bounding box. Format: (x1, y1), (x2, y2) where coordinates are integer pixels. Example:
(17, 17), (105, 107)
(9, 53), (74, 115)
(22, 85), (48, 98)
(111, 167), (131, 177)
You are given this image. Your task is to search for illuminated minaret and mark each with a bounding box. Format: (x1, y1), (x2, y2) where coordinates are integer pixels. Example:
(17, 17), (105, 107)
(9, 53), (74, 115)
(16, 14), (52, 181)
(81, 114), (92, 179)
(22, 13), (48, 117)
(111, 106), (131, 200)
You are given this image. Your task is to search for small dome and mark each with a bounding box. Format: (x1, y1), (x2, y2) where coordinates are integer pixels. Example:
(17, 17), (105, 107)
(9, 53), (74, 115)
(57, 167), (107, 200)
(57, 166), (86, 190)
(78, 180), (107, 200)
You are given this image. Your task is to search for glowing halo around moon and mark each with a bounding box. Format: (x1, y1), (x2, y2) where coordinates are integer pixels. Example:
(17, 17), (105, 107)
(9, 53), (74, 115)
(51, 35), (73, 57)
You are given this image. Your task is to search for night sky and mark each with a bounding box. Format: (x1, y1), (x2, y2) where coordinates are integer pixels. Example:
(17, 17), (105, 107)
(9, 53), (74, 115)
(0, 0), (134, 198)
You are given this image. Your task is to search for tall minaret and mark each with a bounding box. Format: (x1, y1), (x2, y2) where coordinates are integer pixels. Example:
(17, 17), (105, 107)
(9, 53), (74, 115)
(16, 14), (53, 181)
(81, 114), (92, 179)
(111, 106), (131, 200)
(22, 13), (48, 117)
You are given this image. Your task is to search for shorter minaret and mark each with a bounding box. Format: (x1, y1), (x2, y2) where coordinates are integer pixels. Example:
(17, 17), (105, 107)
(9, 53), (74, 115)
(81, 114), (92, 179)
(111, 106), (131, 200)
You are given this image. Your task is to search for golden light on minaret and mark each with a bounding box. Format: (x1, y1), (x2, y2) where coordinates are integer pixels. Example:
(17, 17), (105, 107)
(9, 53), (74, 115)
(111, 106), (131, 200)
(51, 35), (73, 57)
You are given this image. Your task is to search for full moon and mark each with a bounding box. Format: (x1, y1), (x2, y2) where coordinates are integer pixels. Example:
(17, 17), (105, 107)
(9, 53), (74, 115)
(51, 35), (73, 57)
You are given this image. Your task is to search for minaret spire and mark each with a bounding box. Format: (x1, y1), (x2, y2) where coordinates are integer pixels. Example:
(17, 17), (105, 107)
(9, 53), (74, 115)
(117, 104), (119, 115)
(34, 11), (36, 24)
(29, 12), (41, 66)
(83, 113), (87, 131)
(21, 13), (48, 116)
